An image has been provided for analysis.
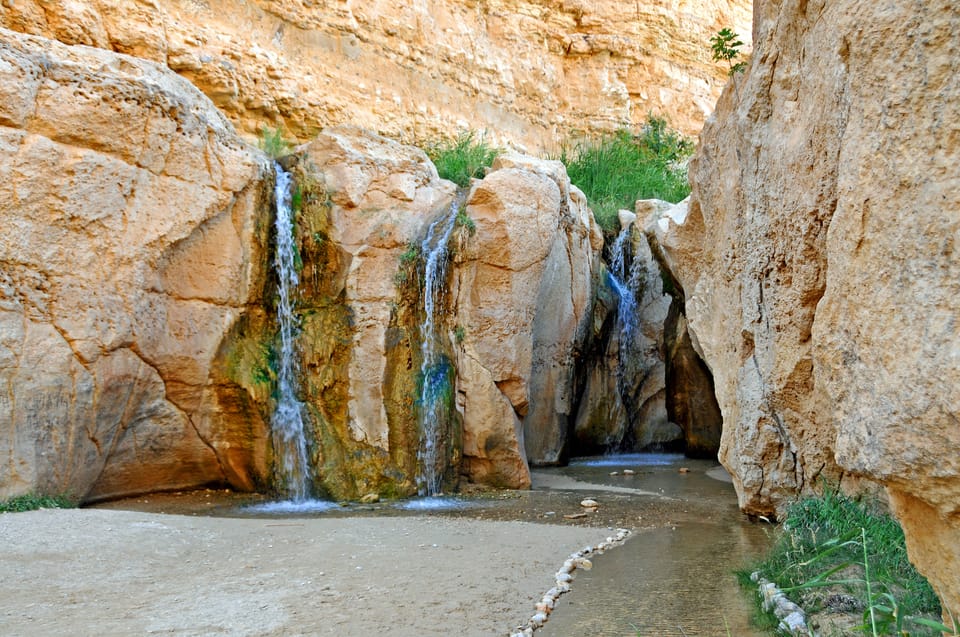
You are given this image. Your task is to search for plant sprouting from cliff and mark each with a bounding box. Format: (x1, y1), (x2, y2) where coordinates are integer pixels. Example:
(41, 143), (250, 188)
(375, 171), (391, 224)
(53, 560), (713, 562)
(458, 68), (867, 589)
(259, 125), (293, 158)
(425, 132), (499, 187)
(560, 115), (692, 235)
(710, 28), (747, 76)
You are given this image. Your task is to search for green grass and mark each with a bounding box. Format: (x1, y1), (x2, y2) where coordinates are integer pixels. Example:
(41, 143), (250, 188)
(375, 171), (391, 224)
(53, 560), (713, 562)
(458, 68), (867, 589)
(0, 493), (76, 513)
(742, 487), (950, 635)
(560, 115), (693, 235)
(259, 125), (292, 159)
(425, 132), (499, 187)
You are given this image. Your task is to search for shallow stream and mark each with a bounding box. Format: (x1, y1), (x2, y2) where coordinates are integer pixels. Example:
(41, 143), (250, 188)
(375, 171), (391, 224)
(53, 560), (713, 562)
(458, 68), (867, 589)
(93, 453), (770, 635)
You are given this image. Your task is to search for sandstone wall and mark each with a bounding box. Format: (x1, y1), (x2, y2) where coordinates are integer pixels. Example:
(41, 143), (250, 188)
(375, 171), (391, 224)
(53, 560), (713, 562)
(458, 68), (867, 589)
(656, 0), (959, 611)
(453, 152), (603, 478)
(0, 0), (751, 152)
(0, 28), (269, 501)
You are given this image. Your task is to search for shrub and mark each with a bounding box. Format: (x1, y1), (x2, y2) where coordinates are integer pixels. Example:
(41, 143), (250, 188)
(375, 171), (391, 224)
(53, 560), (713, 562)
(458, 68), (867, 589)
(741, 487), (951, 635)
(259, 125), (292, 159)
(711, 28), (747, 76)
(425, 132), (499, 187)
(0, 493), (76, 513)
(560, 115), (692, 235)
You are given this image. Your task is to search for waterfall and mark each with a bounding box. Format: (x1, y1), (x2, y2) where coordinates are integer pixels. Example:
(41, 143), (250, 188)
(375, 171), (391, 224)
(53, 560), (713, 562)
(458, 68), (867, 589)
(416, 194), (465, 496)
(270, 162), (312, 501)
(606, 223), (648, 450)
(608, 224), (644, 348)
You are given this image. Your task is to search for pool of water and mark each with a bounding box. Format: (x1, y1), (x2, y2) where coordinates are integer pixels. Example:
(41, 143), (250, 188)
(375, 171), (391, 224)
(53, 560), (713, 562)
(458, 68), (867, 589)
(537, 454), (770, 637)
(92, 453), (771, 634)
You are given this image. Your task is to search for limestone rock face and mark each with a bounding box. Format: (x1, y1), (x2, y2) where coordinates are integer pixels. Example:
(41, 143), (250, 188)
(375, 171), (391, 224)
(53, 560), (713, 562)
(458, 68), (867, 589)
(0, 28), (268, 501)
(656, 0), (960, 611)
(280, 127), (457, 499)
(573, 219), (674, 454)
(0, 0), (751, 151)
(454, 153), (603, 478)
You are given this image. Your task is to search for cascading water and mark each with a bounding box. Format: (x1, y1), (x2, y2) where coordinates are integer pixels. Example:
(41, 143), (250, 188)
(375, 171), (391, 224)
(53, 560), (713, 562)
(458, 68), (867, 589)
(604, 223), (648, 450)
(608, 224), (645, 357)
(416, 194), (465, 497)
(269, 162), (312, 502)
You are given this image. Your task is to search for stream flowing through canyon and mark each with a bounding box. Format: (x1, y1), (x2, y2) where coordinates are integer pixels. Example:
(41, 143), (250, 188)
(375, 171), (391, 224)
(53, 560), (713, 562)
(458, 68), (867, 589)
(88, 453), (770, 635)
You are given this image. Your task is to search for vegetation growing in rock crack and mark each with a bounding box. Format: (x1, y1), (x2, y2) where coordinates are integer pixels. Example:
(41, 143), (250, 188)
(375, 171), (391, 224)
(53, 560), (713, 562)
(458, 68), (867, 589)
(0, 493), (76, 513)
(455, 205), (476, 235)
(739, 486), (954, 636)
(711, 28), (747, 76)
(560, 114), (692, 235)
(425, 131), (499, 187)
(259, 125), (293, 158)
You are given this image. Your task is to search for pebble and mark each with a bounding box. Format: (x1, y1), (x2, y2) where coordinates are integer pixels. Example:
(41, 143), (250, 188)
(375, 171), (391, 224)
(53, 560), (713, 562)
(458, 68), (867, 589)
(678, 467), (690, 473)
(622, 469), (635, 475)
(579, 498), (599, 508)
(563, 512), (587, 520)
(609, 471), (619, 476)
(360, 493), (380, 504)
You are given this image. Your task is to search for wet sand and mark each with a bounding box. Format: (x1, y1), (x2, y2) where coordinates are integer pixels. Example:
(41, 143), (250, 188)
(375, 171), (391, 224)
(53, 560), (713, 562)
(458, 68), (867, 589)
(1, 455), (769, 636)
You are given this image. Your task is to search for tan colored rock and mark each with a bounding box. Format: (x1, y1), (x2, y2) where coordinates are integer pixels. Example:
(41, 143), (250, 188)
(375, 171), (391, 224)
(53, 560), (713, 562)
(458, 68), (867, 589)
(656, 0), (960, 611)
(298, 128), (456, 453)
(453, 153), (602, 479)
(0, 28), (268, 501)
(0, 0), (751, 151)
(573, 218), (673, 453)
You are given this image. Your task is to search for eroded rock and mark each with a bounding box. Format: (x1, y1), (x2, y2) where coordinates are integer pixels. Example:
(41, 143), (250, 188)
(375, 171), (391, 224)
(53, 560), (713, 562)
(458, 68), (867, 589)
(0, 0), (751, 150)
(0, 28), (267, 501)
(653, 0), (960, 611)
(454, 153), (603, 478)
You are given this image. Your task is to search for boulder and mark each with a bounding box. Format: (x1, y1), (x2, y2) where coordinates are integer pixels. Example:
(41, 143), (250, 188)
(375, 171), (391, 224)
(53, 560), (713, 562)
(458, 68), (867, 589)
(453, 153), (603, 475)
(0, 28), (267, 502)
(272, 127), (457, 499)
(654, 0), (960, 611)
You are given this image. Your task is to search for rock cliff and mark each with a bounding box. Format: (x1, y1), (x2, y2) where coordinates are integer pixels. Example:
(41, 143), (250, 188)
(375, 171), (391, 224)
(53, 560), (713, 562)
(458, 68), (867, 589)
(453, 152), (603, 476)
(0, 0), (750, 151)
(0, 28), (269, 501)
(654, 0), (959, 612)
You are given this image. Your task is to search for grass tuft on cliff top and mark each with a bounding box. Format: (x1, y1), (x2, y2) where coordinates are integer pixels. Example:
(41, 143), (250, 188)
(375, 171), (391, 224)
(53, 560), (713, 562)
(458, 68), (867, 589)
(561, 115), (693, 235)
(425, 131), (499, 187)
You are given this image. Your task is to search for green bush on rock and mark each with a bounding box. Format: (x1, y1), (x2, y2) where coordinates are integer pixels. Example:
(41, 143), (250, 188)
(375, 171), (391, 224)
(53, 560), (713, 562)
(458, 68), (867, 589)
(0, 493), (76, 513)
(425, 131), (499, 187)
(560, 115), (692, 235)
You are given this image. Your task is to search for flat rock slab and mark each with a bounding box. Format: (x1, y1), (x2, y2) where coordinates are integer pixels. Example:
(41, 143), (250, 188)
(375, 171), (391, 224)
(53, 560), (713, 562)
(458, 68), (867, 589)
(0, 509), (605, 636)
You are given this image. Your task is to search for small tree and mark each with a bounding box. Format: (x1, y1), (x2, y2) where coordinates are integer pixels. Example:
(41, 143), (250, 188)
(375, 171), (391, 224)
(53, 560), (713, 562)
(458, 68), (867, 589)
(710, 28), (747, 76)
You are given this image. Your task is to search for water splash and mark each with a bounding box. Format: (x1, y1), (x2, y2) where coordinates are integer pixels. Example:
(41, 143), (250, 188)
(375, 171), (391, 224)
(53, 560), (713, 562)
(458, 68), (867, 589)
(270, 162), (312, 502)
(416, 194), (465, 496)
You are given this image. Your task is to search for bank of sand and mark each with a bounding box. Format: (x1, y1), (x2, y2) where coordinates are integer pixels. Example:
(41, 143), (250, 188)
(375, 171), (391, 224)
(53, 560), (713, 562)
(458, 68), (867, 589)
(0, 508), (608, 636)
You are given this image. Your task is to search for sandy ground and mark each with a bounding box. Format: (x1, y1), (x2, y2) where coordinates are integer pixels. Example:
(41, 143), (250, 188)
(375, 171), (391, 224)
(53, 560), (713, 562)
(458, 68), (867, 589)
(0, 508), (607, 636)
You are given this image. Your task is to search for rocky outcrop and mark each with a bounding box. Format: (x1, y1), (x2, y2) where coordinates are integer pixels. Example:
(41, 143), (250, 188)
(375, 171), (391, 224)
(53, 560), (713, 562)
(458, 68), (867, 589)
(0, 0), (751, 151)
(573, 213), (676, 454)
(453, 153), (603, 478)
(0, 28), (268, 502)
(655, 0), (960, 612)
